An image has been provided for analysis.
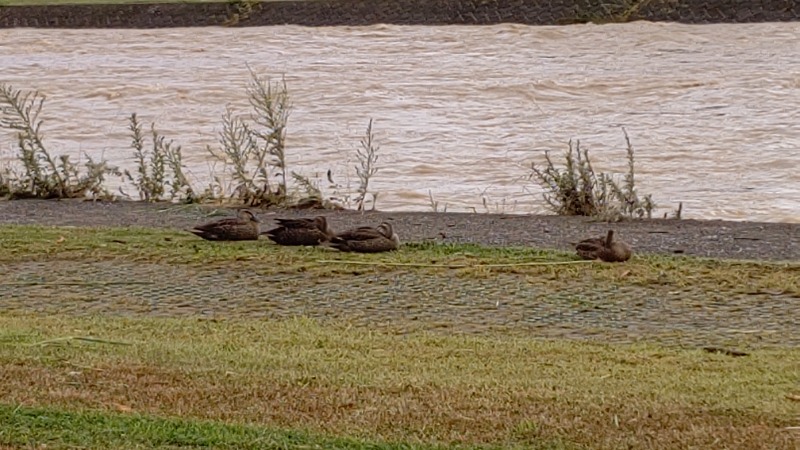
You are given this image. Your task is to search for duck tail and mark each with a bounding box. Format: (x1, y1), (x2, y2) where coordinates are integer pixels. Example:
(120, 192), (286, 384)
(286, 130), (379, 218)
(326, 238), (350, 252)
(187, 229), (214, 240)
(261, 226), (282, 238)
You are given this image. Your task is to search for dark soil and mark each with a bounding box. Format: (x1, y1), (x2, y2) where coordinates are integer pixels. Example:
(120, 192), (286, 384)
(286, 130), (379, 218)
(1, 199), (798, 262)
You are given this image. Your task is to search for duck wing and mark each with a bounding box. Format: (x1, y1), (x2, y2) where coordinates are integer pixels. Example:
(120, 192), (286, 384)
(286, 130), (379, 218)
(575, 237), (605, 260)
(193, 218), (242, 232)
(273, 218), (318, 229)
(188, 216), (259, 241)
(332, 227), (383, 242)
(265, 226), (328, 246)
(327, 227), (375, 252)
(341, 236), (398, 253)
(329, 227), (399, 253)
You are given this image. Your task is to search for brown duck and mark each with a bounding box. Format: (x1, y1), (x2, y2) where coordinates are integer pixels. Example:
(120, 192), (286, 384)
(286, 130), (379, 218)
(187, 209), (261, 241)
(575, 229), (632, 262)
(328, 222), (400, 253)
(262, 216), (333, 246)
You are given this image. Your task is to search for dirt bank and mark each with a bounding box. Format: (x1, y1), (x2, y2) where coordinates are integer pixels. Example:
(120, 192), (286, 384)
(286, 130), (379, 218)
(1, 199), (798, 262)
(1, 0), (799, 29)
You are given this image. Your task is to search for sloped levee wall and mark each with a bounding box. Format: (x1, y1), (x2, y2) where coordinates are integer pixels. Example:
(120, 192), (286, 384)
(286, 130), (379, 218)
(0, 0), (798, 28)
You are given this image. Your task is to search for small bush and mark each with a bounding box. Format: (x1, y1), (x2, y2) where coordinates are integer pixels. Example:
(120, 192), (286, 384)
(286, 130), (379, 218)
(121, 113), (196, 203)
(530, 128), (655, 220)
(222, 0), (259, 26)
(207, 68), (297, 207)
(0, 83), (119, 200)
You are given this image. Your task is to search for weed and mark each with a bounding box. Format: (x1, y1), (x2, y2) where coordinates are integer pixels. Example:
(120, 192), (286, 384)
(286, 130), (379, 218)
(289, 171), (338, 209)
(206, 68), (313, 207)
(121, 113), (196, 203)
(563, 0), (644, 25)
(222, 0), (260, 26)
(247, 67), (290, 198)
(476, 187), (518, 214)
(320, 122), (384, 212)
(1, 69), (371, 210)
(209, 106), (273, 205)
(0, 83), (119, 200)
(479, 196), (518, 214)
(428, 189), (447, 213)
(529, 128), (656, 221)
(667, 201), (683, 219)
(354, 118), (380, 211)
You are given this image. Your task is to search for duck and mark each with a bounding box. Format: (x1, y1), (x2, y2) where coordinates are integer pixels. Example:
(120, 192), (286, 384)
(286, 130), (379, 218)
(328, 221), (400, 253)
(575, 229), (632, 262)
(187, 209), (260, 241)
(262, 216), (333, 246)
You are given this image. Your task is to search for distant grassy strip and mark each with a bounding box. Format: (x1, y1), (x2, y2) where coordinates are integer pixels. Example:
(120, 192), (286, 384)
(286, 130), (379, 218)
(0, 404), (530, 450)
(0, 0), (317, 6)
(0, 0), (308, 4)
(0, 314), (798, 449)
(0, 0), (226, 5)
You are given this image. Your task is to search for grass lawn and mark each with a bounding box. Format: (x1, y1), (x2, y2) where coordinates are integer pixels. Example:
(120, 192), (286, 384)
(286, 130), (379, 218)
(0, 315), (798, 449)
(0, 224), (798, 449)
(0, 223), (798, 292)
(1, 403), (515, 450)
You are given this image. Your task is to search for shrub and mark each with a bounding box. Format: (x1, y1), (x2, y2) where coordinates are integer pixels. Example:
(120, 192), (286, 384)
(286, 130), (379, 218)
(121, 113), (196, 203)
(206, 68), (296, 207)
(0, 68), (381, 211)
(530, 128), (656, 220)
(0, 83), (119, 200)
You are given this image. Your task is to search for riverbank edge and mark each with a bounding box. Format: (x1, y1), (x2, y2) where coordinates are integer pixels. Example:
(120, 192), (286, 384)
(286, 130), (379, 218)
(1, 0), (799, 29)
(1, 198), (798, 262)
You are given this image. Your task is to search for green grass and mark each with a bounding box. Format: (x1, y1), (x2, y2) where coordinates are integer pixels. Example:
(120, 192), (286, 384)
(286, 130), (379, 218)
(1, 224), (799, 448)
(0, 223), (581, 269)
(0, 223), (798, 295)
(0, 315), (798, 449)
(1, 404), (539, 450)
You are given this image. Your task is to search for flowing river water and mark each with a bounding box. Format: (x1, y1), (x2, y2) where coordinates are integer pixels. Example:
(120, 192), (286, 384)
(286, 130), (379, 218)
(1, 22), (799, 222)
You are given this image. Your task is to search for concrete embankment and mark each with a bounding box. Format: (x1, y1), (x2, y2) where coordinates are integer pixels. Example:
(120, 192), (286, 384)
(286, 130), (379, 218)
(1, 0), (799, 29)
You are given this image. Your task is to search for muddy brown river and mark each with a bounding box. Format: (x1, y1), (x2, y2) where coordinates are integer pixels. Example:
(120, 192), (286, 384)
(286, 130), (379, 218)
(1, 22), (799, 222)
